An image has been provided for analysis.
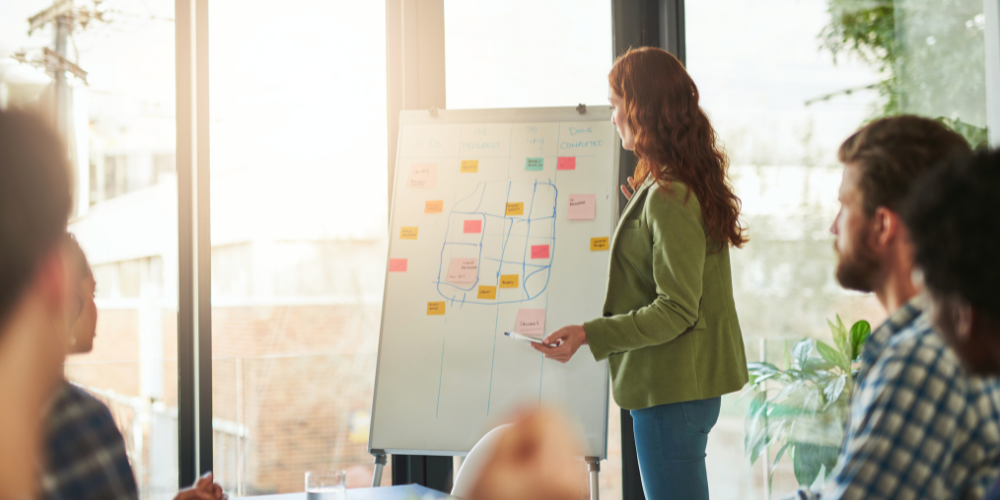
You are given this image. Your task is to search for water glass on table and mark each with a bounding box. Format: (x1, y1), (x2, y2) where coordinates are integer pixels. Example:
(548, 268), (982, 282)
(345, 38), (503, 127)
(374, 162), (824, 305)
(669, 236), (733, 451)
(305, 470), (346, 500)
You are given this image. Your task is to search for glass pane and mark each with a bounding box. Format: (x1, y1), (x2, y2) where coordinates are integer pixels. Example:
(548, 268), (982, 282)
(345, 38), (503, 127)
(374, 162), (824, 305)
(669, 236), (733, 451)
(1, 1), (179, 498)
(208, 2), (388, 495)
(444, 0), (612, 109)
(687, 0), (988, 497)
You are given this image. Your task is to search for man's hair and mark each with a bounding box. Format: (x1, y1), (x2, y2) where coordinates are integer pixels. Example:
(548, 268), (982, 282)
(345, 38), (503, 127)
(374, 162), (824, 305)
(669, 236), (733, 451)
(903, 148), (1000, 323)
(0, 110), (72, 324)
(839, 115), (971, 216)
(64, 233), (93, 280)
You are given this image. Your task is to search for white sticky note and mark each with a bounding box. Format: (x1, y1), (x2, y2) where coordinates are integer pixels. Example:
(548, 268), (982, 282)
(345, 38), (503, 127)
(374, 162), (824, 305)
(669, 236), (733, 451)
(567, 194), (596, 220)
(447, 258), (478, 283)
(515, 309), (545, 335)
(408, 163), (437, 188)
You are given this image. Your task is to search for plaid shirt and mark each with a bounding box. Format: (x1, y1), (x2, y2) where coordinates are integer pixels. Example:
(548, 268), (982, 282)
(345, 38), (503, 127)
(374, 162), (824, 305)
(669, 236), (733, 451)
(791, 297), (1000, 500)
(42, 381), (138, 500)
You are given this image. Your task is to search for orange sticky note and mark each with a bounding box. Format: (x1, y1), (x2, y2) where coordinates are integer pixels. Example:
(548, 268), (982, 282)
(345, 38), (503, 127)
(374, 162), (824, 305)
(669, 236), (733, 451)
(425, 200), (443, 213)
(557, 157), (576, 170)
(506, 202), (524, 216)
(388, 258), (407, 272)
(427, 302), (445, 315)
(460, 160), (479, 173)
(590, 237), (609, 251)
(499, 274), (519, 288)
(531, 245), (549, 259)
(477, 286), (497, 300)
(400, 227), (418, 240)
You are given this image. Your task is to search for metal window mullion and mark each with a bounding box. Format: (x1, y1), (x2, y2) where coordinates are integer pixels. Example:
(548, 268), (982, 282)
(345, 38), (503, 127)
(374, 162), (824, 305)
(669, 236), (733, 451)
(176, 0), (212, 488)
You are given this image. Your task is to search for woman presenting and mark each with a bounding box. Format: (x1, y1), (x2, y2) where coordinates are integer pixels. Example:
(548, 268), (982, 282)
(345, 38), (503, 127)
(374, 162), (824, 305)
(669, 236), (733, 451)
(533, 47), (749, 500)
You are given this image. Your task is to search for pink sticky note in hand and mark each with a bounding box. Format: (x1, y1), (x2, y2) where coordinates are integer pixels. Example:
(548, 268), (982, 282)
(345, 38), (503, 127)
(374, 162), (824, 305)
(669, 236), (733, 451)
(516, 309), (546, 336)
(567, 194), (596, 220)
(464, 220), (482, 233)
(557, 157), (576, 170)
(530, 245), (550, 259)
(388, 258), (407, 272)
(447, 258), (479, 283)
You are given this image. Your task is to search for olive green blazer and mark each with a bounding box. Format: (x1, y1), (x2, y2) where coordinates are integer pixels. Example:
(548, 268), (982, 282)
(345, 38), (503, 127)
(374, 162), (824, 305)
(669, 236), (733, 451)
(583, 177), (748, 410)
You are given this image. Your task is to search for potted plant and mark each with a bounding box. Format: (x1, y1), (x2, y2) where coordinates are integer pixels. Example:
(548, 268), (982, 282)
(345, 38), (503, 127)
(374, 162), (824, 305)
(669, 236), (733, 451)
(744, 316), (872, 490)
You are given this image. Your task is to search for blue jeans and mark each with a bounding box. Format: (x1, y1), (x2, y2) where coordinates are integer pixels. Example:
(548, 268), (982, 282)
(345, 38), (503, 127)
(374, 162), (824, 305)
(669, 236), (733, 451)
(630, 397), (722, 500)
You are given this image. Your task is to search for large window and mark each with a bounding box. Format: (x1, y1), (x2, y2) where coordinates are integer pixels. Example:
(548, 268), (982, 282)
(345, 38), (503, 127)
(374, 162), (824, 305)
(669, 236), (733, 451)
(1, 0), (180, 498)
(208, 1), (388, 495)
(687, 0), (991, 497)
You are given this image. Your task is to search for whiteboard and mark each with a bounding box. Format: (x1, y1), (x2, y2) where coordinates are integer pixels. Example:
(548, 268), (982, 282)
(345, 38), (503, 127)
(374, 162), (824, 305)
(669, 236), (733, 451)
(369, 106), (617, 458)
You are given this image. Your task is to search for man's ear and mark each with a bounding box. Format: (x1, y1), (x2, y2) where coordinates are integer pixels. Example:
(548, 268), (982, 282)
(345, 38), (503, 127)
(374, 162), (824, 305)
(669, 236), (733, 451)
(35, 246), (70, 312)
(870, 207), (909, 249)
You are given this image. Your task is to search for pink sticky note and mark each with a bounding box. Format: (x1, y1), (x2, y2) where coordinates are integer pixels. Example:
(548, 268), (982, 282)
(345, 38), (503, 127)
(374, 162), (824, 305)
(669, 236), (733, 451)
(447, 258), (479, 283)
(464, 220), (482, 233)
(567, 194), (596, 220)
(388, 258), (407, 272)
(516, 309), (546, 335)
(557, 157), (576, 170)
(530, 245), (550, 259)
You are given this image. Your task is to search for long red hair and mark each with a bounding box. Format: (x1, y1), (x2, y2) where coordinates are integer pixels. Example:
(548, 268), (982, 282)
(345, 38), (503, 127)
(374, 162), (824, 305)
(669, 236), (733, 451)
(610, 47), (747, 249)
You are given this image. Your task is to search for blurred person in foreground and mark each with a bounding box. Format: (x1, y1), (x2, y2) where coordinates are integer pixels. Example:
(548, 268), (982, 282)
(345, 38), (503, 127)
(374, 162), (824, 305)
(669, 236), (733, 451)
(45, 236), (226, 500)
(902, 148), (1000, 500)
(788, 116), (1000, 500)
(469, 408), (586, 500)
(0, 110), (75, 500)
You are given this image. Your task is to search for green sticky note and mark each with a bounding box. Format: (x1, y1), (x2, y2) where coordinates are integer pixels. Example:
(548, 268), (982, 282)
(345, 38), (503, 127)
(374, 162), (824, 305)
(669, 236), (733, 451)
(525, 158), (544, 171)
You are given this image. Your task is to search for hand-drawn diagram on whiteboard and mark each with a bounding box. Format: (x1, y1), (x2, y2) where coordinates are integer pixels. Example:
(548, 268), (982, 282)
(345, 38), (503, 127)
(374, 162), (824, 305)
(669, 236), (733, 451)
(437, 180), (557, 305)
(371, 108), (617, 458)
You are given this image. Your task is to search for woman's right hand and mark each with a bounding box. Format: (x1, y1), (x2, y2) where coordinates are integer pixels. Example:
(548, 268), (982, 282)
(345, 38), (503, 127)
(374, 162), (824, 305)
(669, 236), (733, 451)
(620, 176), (635, 200)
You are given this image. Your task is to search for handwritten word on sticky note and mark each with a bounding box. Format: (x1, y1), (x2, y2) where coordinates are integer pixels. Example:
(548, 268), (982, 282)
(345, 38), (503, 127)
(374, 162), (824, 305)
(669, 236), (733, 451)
(499, 274), (519, 288)
(425, 200), (443, 213)
(525, 158), (544, 171)
(408, 163), (436, 188)
(515, 309), (545, 335)
(477, 286), (497, 300)
(460, 160), (479, 173)
(447, 258), (479, 283)
(427, 302), (445, 315)
(531, 245), (550, 259)
(400, 227), (418, 240)
(388, 258), (407, 272)
(567, 194), (596, 220)
(464, 220), (482, 233)
(557, 157), (576, 170)
(591, 237), (610, 251)
(506, 202), (524, 216)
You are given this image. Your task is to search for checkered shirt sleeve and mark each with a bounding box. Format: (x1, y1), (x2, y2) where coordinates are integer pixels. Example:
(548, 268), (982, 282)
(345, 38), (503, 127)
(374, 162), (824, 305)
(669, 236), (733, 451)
(42, 382), (139, 500)
(789, 300), (1000, 500)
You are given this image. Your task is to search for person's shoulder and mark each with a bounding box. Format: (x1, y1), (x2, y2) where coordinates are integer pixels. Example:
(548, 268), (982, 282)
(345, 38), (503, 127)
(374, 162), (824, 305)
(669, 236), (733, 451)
(645, 180), (702, 224)
(49, 382), (117, 436)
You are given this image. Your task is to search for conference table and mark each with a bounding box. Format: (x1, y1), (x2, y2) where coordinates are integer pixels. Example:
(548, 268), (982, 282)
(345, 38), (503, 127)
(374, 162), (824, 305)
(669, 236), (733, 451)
(234, 484), (452, 500)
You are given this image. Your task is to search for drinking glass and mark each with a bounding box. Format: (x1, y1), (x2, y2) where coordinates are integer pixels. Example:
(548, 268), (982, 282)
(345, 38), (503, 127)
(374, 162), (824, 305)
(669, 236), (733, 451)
(305, 470), (346, 500)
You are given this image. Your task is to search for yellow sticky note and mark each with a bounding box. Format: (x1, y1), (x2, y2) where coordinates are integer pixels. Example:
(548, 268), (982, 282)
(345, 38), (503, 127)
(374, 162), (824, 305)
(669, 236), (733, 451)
(591, 237), (610, 251)
(425, 200), (443, 213)
(460, 160), (479, 173)
(499, 274), (519, 288)
(427, 301), (445, 315)
(506, 202), (524, 216)
(400, 227), (418, 240)
(477, 286), (497, 300)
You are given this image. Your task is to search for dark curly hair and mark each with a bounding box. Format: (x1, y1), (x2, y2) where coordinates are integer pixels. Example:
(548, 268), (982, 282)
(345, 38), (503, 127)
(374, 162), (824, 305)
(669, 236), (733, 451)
(903, 148), (1000, 322)
(609, 47), (747, 249)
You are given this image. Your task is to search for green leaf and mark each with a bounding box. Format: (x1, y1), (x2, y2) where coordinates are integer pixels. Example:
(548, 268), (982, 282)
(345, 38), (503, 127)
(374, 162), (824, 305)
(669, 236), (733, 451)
(792, 442), (840, 488)
(829, 315), (849, 359)
(850, 320), (872, 360)
(791, 339), (814, 368)
(816, 340), (850, 373)
(770, 441), (794, 489)
(822, 374), (848, 408)
(745, 392), (769, 462)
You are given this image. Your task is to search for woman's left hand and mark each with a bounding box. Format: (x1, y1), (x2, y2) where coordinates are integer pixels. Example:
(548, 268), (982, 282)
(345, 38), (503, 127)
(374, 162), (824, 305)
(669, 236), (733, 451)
(532, 325), (588, 363)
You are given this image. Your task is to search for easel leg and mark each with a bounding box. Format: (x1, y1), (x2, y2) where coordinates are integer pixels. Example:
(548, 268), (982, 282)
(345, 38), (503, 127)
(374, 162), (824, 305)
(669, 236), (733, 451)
(586, 456), (600, 500)
(372, 452), (387, 487)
